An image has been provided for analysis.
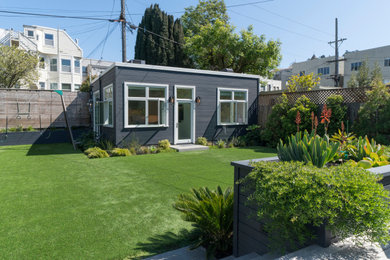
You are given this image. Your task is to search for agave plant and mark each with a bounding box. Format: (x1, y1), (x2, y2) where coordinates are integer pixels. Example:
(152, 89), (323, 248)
(349, 136), (384, 161)
(173, 186), (234, 259)
(277, 130), (339, 168)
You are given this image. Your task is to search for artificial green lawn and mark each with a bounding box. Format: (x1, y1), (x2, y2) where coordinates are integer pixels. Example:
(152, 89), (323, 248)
(0, 144), (275, 259)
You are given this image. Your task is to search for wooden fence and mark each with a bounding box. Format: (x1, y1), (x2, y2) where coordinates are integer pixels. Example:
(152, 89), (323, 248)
(258, 87), (370, 126)
(0, 89), (90, 129)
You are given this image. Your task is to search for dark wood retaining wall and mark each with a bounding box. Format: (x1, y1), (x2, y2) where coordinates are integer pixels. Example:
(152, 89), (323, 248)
(231, 157), (390, 257)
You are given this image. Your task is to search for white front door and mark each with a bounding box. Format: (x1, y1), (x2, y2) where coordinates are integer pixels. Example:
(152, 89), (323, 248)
(174, 85), (196, 144)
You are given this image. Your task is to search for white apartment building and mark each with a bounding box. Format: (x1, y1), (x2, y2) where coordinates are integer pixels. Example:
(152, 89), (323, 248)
(291, 55), (344, 88)
(82, 58), (114, 82)
(344, 45), (390, 86)
(0, 25), (83, 91)
(259, 79), (282, 92)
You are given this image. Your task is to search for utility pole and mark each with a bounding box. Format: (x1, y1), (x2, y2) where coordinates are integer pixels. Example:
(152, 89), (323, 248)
(328, 18), (347, 87)
(120, 0), (127, 62)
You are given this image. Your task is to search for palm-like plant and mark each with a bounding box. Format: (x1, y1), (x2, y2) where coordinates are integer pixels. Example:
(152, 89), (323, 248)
(173, 186), (234, 259)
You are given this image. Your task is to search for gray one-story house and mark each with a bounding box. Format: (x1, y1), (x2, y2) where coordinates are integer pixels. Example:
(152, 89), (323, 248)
(91, 62), (260, 146)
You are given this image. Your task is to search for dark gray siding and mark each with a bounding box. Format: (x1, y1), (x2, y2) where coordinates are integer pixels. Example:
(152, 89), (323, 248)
(95, 66), (259, 146)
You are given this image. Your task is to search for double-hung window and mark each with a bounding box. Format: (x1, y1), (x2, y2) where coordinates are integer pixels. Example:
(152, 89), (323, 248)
(74, 59), (81, 73)
(125, 82), (168, 127)
(351, 62), (362, 71)
(61, 59), (71, 72)
(217, 88), (248, 125)
(103, 84), (113, 127)
(45, 33), (54, 46)
(50, 59), (57, 71)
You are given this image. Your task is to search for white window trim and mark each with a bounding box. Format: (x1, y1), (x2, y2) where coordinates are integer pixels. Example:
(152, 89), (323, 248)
(217, 87), (248, 126)
(174, 85), (196, 144)
(103, 84), (114, 128)
(93, 90), (101, 134)
(124, 82), (169, 128)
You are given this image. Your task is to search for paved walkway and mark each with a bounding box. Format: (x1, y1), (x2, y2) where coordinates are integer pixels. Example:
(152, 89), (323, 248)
(170, 144), (209, 152)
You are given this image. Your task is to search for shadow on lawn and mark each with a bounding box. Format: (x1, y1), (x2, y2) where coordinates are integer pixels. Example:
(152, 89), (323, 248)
(26, 143), (82, 156)
(134, 229), (199, 259)
(237, 146), (276, 154)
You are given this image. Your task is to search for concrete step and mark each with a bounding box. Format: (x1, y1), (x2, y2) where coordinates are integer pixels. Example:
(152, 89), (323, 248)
(171, 144), (209, 152)
(221, 252), (260, 260)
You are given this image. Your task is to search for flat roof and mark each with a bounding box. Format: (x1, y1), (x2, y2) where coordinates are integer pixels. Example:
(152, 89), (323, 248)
(91, 62), (262, 84)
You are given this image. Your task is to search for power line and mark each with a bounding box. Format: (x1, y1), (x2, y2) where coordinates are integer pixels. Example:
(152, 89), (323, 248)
(129, 22), (184, 46)
(252, 5), (333, 36)
(87, 23), (118, 58)
(229, 9), (326, 43)
(0, 10), (113, 21)
(100, 0), (117, 60)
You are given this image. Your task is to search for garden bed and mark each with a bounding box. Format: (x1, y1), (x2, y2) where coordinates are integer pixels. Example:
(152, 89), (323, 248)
(231, 157), (390, 257)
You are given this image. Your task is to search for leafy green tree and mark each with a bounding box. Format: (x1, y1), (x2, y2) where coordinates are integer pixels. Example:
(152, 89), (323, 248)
(80, 75), (98, 92)
(354, 80), (390, 144)
(0, 45), (38, 89)
(347, 73), (358, 88)
(134, 4), (190, 67)
(181, 0), (229, 37)
(356, 60), (371, 87)
(370, 62), (383, 84)
(185, 19), (281, 76)
(286, 73), (320, 92)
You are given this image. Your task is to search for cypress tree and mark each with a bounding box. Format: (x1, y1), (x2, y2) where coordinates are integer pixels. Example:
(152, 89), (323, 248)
(134, 4), (191, 67)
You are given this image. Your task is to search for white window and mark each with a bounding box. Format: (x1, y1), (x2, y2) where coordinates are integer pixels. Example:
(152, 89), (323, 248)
(124, 82), (169, 128)
(39, 82), (45, 90)
(74, 59), (81, 73)
(50, 83), (58, 90)
(74, 84), (81, 91)
(50, 59), (57, 71)
(27, 30), (34, 37)
(217, 88), (248, 125)
(45, 33), (54, 46)
(103, 85), (113, 127)
(62, 83), (71, 91)
(61, 59), (71, 72)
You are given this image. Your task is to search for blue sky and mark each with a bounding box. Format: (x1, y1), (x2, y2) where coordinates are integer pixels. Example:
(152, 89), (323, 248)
(0, 0), (389, 69)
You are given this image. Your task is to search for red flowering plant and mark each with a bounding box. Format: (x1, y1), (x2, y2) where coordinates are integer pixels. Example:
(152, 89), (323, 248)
(295, 111), (301, 133)
(320, 104), (332, 135)
(311, 111), (319, 136)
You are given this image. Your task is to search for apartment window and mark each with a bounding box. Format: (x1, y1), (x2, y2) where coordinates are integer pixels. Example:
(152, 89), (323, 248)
(11, 40), (19, 47)
(385, 59), (390, 67)
(318, 67), (330, 75)
(103, 85), (113, 127)
(82, 66), (88, 74)
(39, 57), (45, 69)
(125, 83), (168, 127)
(351, 62), (362, 71)
(299, 71), (305, 76)
(74, 59), (81, 73)
(39, 82), (45, 90)
(217, 88), (248, 125)
(50, 83), (58, 90)
(45, 33), (54, 46)
(61, 59), (71, 72)
(50, 58), (57, 71)
(27, 30), (34, 37)
(74, 84), (81, 91)
(62, 83), (71, 91)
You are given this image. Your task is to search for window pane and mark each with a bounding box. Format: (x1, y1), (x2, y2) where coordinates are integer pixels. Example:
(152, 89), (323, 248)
(50, 59), (57, 71)
(149, 87), (165, 98)
(74, 84), (80, 90)
(177, 88), (193, 99)
(220, 102), (231, 123)
(159, 100), (166, 125)
(50, 83), (58, 90)
(234, 91), (246, 100)
(128, 100), (145, 125)
(104, 87), (113, 100)
(128, 86), (146, 97)
(236, 102), (246, 123)
(220, 91), (232, 100)
(148, 100), (159, 125)
(108, 101), (113, 125)
(39, 57), (45, 69)
(62, 59), (71, 72)
(62, 83), (71, 91)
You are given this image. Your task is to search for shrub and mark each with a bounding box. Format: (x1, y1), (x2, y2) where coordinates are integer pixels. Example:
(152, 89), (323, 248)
(243, 125), (262, 146)
(242, 161), (390, 252)
(323, 95), (347, 136)
(228, 142), (234, 148)
(216, 139), (225, 149)
(98, 139), (114, 151)
(353, 80), (390, 144)
(138, 146), (151, 155)
(149, 145), (159, 154)
(110, 148), (131, 157)
(196, 137), (208, 146)
(173, 186), (234, 259)
(277, 131), (339, 168)
(76, 131), (96, 151)
(84, 147), (109, 159)
(158, 139), (171, 150)
(25, 125), (35, 132)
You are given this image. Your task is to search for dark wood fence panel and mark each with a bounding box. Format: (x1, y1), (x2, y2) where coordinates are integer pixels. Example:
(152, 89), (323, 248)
(258, 87), (370, 127)
(0, 89), (90, 129)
